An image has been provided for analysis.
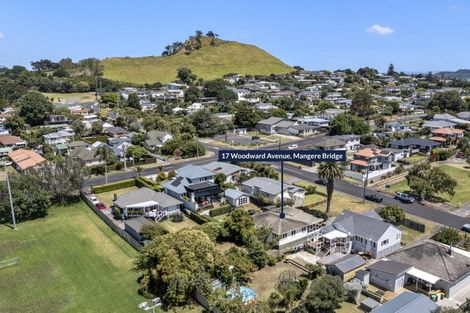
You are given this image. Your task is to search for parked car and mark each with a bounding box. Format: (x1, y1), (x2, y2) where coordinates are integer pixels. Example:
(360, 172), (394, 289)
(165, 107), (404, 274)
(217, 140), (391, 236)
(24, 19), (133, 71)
(456, 152), (466, 159)
(315, 179), (327, 186)
(89, 195), (99, 205)
(462, 224), (470, 233)
(288, 144), (298, 150)
(96, 203), (107, 210)
(365, 194), (383, 203)
(394, 191), (415, 203)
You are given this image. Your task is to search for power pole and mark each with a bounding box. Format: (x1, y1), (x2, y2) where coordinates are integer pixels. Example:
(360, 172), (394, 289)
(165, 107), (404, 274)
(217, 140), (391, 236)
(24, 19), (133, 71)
(196, 135), (199, 158)
(4, 164), (16, 230)
(362, 162), (370, 204)
(280, 161), (285, 219)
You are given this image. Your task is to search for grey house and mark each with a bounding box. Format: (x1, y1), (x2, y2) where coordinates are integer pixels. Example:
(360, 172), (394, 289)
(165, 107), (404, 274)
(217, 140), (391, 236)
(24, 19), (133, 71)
(201, 161), (251, 183)
(320, 210), (401, 259)
(324, 253), (367, 281)
(124, 216), (154, 242)
(256, 117), (284, 134)
(224, 188), (250, 207)
(371, 292), (437, 313)
(389, 137), (440, 154)
(367, 260), (412, 292)
(114, 187), (182, 220)
(241, 177), (305, 207)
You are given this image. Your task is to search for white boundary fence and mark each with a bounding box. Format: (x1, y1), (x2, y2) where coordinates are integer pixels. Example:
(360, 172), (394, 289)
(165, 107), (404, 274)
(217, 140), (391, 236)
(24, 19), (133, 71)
(0, 257), (19, 269)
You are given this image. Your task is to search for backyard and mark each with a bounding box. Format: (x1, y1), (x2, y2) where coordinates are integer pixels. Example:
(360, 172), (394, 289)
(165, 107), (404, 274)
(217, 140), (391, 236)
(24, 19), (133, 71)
(295, 181), (376, 216)
(159, 216), (199, 233)
(0, 201), (145, 313)
(389, 165), (470, 208)
(96, 186), (139, 208)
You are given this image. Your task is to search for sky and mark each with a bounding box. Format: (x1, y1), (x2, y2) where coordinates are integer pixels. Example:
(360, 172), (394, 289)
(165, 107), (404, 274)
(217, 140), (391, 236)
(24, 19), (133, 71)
(1, 0), (469, 72)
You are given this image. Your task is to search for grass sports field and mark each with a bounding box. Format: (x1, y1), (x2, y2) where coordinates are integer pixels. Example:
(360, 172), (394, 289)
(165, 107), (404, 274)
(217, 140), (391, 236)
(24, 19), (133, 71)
(0, 202), (145, 313)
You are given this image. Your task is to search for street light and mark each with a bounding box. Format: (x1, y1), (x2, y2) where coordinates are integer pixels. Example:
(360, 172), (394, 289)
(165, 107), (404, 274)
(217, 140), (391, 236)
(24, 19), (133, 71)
(3, 163), (16, 230)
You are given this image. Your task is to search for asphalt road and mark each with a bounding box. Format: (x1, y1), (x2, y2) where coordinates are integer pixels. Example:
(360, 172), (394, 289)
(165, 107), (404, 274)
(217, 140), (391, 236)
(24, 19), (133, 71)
(86, 135), (470, 229)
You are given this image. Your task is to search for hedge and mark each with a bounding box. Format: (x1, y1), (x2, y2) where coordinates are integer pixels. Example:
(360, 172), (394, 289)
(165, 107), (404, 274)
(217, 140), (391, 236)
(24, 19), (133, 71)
(187, 211), (211, 225)
(209, 205), (232, 217)
(297, 206), (328, 220)
(91, 179), (136, 194)
(135, 177), (163, 191)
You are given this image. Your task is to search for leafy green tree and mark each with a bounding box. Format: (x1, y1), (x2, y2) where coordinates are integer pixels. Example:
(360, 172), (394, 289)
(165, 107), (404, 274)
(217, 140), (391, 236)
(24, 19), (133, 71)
(379, 205), (405, 225)
(0, 174), (51, 223)
(428, 91), (467, 113)
(350, 89), (374, 117)
(191, 108), (219, 137)
(406, 163), (457, 200)
(0, 77), (27, 103)
(4, 115), (26, 135)
(100, 92), (119, 105)
(127, 93), (141, 110)
(387, 63), (395, 76)
(317, 162), (344, 214)
(126, 145), (148, 164)
(224, 210), (255, 244)
(436, 227), (461, 245)
(177, 67), (197, 85)
(139, 223), (168, 241)
(94, 145), (113, 184)
(233, 103), (262, 128)
(329, 113), (370, 135)
(17, 91), (53, 126)
(131, 133), (146, 146)
(302, 274), (344, 313)
(185, 85), (202, 103)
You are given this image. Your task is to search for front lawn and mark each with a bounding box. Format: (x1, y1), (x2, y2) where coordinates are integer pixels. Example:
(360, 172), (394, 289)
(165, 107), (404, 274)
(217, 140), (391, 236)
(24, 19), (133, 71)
(159, 216), (199, 233)
(295, 181), (376, 216)
(389, 165), (470, 207)
(399, 214), (437, 246)
(0, 201), (144, 313)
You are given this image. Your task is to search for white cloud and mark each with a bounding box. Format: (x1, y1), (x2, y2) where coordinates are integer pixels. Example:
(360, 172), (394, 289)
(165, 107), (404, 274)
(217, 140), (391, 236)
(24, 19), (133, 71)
(366, 24), (394, 35)
(0, 32), (3, 39)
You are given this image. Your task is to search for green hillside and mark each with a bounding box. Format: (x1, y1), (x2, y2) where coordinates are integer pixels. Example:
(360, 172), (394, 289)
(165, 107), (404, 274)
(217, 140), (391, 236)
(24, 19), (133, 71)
(102, 38), (293, 84)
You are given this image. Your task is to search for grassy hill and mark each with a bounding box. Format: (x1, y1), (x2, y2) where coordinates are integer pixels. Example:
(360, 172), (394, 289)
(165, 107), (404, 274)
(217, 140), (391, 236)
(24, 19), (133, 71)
(102, 37), (293, 84)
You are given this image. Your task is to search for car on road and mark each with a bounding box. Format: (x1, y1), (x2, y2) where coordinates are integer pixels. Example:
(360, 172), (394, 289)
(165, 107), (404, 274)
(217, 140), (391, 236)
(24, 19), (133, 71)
(462, 224), (470, 233)
(89, 195), (99, 206)
(96, 203), (107, 210)
(288, 144), (298, 150)
(315, 179), (327, 186)
(394, 191), (415, 203)
(365, 194), (383, 203)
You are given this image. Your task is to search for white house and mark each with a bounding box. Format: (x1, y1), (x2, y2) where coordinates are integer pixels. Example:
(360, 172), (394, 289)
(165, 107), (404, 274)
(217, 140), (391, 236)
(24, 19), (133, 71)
(43, 130), (75, 145)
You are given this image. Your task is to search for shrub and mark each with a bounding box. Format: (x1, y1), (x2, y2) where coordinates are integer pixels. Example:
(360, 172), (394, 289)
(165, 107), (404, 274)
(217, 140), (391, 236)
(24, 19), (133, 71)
(435, 227), (461, 245)
(139, 223), (168, 240)
(92, 179), (135, 194)
(209, 205), (232, 217)
(297, 207), (328, 220)
(187, 211), (210, 225)
(135, 177), (163, 191)
(379, 205), (405, 225)
(304, 185), (317, 195)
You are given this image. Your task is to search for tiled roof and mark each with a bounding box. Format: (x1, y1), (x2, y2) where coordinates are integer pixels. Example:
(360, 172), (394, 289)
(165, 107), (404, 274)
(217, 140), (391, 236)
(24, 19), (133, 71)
(8, 149), (45, 170)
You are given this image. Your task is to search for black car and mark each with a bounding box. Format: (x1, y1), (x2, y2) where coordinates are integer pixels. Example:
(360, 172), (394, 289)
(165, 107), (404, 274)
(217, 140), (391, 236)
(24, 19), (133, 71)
(365, 194), (383, 203)
(315, 179), (327, 186)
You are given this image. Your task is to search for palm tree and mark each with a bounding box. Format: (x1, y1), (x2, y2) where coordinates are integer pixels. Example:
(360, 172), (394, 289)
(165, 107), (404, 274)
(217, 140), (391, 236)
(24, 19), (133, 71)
(317, 162), (345, 214)
(95, 145), (112, 184)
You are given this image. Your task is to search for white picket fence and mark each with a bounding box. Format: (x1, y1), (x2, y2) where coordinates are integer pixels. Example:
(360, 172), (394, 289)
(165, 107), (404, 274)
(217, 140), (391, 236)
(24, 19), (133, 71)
(0, 257), (19, 269)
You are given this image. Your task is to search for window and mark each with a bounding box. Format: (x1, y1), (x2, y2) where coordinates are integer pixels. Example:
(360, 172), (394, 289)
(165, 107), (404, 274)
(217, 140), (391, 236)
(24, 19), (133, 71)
(238, 197), (248, 206)
(381, 239), (389, 246)
(302, 226), (307, 232)
(373, 242), (376, 248)
(291, 230), (296, 236)
(396, 234), (400, 240)
(281, 233), (288, 239)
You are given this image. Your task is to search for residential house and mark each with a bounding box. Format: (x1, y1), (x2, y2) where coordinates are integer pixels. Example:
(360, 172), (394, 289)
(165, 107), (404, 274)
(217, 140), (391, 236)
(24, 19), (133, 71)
(252, 206), (323, 252)
(69, 146), (103, 167)
(370, 292), (437, 313)
(387, 241), (470, 298)
(144, 130), (173, 150)
(384, 121), (411, 133)
(201, 161), (251, 183)
(288, 124), (317, 136)
(0, 135), (27, 148)
(114, 187), (182, 220)
(318, 109), (346, 120)
(433, 113), (470, 126)
(43, 130), (75, 145)
(163, 165), (223, 211)
(296, 116), (329, 127)
(241, 177), (305, 207)
(256, 117), (284, 134)
(254, 102), (279, 113)
(46, 114), (70, 125)
(319, 210), (402, 259)
(330, 135), (361, 151)
(367, 260), (412, 292)
(430, 127), (464, 146)
(309, 138), (346, 151)
(105, 126), (127, 139)
(349, 147), (403, 179)
(274, 120), (296, 134)
(457, 111), (470, 121)
(8, 149), (46, 171)
(224, 188), (250, 207)
(389, 138), (441, 155)
(68, 141), (90, 152)
(422, 120), (456, 129)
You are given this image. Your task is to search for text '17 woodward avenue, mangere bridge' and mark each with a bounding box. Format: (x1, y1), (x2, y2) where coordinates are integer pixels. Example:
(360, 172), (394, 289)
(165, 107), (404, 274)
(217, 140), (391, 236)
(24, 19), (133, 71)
(218, 150), (346, 162)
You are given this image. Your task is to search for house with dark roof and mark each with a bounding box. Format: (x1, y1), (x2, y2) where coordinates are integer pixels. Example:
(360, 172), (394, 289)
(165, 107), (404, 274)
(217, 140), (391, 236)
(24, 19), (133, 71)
(252, 207), (323, 252)
(389, 137), (441, 155)
(163, 165), (223, 211)
(323, 253), (367, 281)
(114, 187), (182, 220)
(69, 146), (103, 167)
(331, 135), (361, 151)
(287, 124), (318, 136)
(387, 240), (470, 298)
(224, 188), (250, 207)
(367, 260), (412, 292)
(201, 161), (251, 183)
(370, 292), (437, 313)
(319, 210), (401, 259)
(309, 137), (346, 151)
(144, 130), (173, 150)
(256, 117), (285, 134)
(124, 216), (154, 242)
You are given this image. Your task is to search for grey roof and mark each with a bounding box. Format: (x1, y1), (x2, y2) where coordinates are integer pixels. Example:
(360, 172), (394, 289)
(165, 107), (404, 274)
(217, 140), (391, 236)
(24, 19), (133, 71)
(202, 161), (249, 177)
(177, 164), (214, 181)
(387, 241), (470, 283)
(257, 117), (284, 126)
(68, 141), (90, 149)
(361, 298), (381, 310)
(69, 147), (101, 162)
(146, 130), (171, 141)
(422, 120), (456, 128)
(331, 134), (361, 141)
(361, 210), (383, 220)
(275, 120), (295, 129)
(457, 111), (470, 120)
(106, 126), (127, 134)
(330, 210), (397, 242)
(367, 260), (411, 275)
(115, 187), (182, 209)
(289, 124), (317, 131)
(163, 176), (190, 194)
(389, 137), (441, 148)
(371, 292), (437, 313)
(311, 138), (346, 148)
(242, 177), (304, 196)
(328, 254), (366, 274)
(124, 216), (153, 234)
(434, 113), (470, 125)
(253, 207), (322, 235)
(224, 188), (249, 200)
